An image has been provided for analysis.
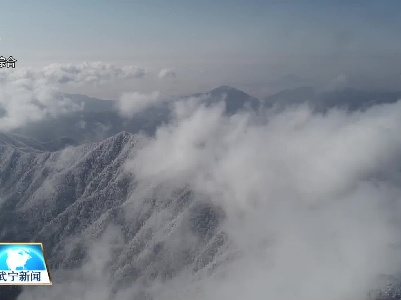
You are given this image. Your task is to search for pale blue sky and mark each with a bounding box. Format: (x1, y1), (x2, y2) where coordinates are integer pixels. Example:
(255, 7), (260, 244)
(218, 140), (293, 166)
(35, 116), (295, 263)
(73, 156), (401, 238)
(1, 0), (401, 96)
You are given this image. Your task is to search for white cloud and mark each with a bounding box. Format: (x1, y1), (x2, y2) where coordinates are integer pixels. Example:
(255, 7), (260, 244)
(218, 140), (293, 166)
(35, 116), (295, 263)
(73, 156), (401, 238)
(158, 68), (176, 80)
(0, 62), (147, 86)
(17, 94), (401, 300)
(0, 72), (82, 131)
(116, 91), (163, 117)
(124, 99), (401, 300)
(42, 61), (146, 85)
(0, 62), (147, 131)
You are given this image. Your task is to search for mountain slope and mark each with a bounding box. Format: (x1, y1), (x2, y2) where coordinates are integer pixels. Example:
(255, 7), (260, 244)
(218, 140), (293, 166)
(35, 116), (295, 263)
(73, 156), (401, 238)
(0, 131), (229, 296)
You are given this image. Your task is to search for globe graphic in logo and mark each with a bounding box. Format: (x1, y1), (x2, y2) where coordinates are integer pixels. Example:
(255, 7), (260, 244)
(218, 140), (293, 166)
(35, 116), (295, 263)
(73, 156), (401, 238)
(0, 244), (46, 271)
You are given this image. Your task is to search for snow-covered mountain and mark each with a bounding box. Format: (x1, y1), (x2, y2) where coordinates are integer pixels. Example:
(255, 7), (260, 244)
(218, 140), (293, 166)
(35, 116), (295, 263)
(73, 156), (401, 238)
(0, 87), (260, 298)
(1, 86), (401, 299)
(0, 131), (229, 298)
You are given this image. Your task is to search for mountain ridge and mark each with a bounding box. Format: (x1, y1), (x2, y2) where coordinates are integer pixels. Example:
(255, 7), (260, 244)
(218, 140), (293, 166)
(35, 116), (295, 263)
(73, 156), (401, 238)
(263, 86), (401, 111)
(0, 131), (229, 297)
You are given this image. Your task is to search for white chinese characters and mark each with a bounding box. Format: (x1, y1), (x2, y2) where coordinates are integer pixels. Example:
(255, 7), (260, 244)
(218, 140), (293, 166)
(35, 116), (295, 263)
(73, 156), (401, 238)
(0, 56), (17, 68)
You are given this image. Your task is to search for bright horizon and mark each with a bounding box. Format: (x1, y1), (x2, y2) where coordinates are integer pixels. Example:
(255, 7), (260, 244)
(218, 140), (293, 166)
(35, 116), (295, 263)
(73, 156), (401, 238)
(1, 1), (401, 99)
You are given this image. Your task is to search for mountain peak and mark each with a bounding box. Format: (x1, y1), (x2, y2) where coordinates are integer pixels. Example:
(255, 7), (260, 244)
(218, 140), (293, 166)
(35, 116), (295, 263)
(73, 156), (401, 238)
(198, 86), (261, 114)
(210, 85), (243, 94)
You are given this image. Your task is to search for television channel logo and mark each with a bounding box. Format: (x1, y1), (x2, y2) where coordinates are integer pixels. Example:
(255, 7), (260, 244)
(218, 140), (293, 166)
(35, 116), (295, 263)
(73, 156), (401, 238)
(0, 243), (52, 285)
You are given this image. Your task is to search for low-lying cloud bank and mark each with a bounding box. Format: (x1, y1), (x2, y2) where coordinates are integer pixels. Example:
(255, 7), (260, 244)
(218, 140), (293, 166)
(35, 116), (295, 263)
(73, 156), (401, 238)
(42, 62), (146, 85)
(1, 62), (146, 86)
(20, 96), (401, 300)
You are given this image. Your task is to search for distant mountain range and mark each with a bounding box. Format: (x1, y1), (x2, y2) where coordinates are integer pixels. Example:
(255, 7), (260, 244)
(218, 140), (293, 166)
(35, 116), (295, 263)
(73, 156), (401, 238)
(11, 86), (261, 144)
(63, 93), (116, 113)
(263, 86), (401, 111)
(11, 86), (401, 146)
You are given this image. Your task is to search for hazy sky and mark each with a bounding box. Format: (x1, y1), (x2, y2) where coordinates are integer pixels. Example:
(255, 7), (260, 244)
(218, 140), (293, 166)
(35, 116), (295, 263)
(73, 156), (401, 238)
(1, 0), (401, 97)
